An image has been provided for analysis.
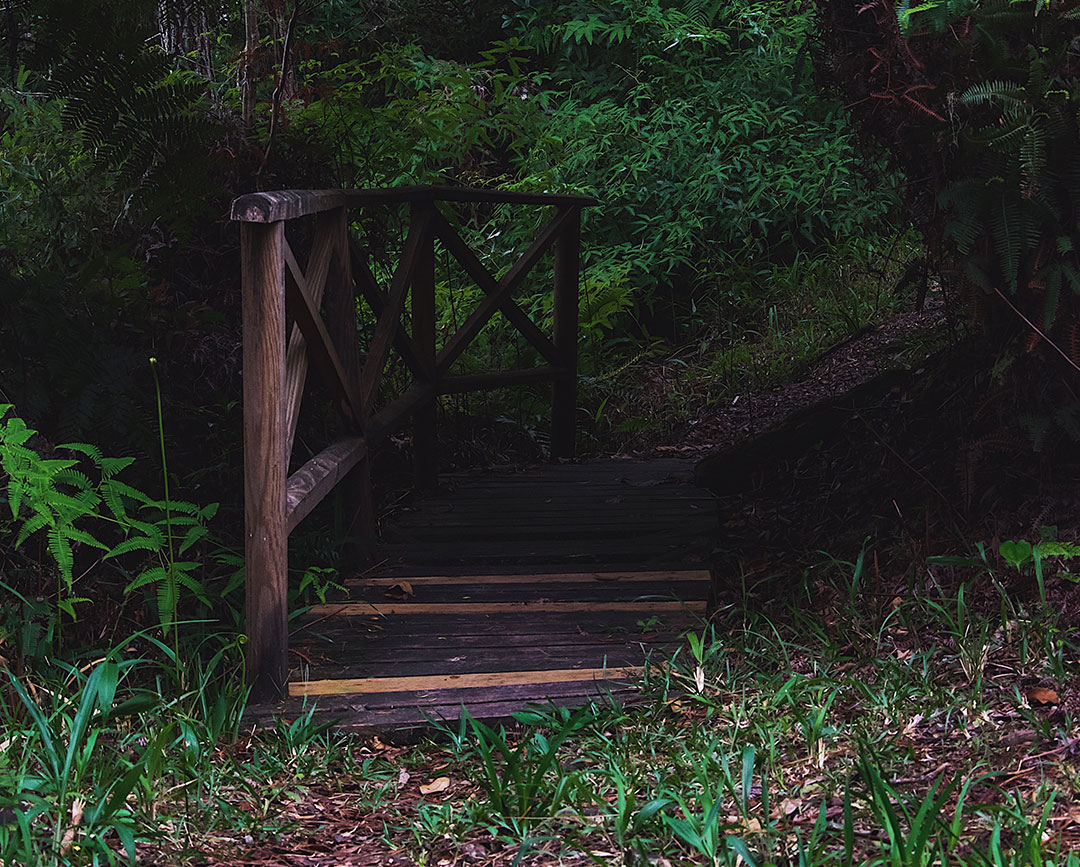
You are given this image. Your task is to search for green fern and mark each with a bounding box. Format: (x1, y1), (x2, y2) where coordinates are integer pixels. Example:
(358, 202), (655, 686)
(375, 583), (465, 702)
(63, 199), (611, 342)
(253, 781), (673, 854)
(1, 403), (217, 634)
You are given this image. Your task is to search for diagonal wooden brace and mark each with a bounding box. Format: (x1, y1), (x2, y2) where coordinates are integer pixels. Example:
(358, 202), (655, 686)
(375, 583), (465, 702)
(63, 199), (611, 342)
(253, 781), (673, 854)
(435, 208), (571, 376)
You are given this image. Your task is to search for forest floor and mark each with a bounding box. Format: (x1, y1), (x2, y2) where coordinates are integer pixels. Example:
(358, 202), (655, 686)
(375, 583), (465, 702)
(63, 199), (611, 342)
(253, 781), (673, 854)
(136, 301), (1080, 866)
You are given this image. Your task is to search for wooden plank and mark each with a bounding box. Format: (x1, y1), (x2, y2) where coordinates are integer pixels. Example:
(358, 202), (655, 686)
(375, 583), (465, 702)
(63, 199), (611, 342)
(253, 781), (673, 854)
(437, 367), (565, 394)
(435, 209), (572, 376)
(430, 209), (561, 366)
(349, 239), (424, 375)
(289, 666), (643, 697)
(231, 187), (598, 223)
(411, 202), (438, 490)
(351, 570), (711, 586)
(241, 220), (289, 702)
(282, 213), (338, 455)
(551, 207), (581, 459)
(306, 600), (708, 617)
(357, 208), (434, 412)
(283, 239), (363, 425)
(285, 436), (368, 534)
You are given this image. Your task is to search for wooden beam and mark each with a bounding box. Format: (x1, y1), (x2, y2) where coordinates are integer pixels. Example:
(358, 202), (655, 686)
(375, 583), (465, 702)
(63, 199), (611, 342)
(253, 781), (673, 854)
(551, 207), (581, 459)
(436, 366), (565, 394)
(435, 208), (572, 376)
(285, 436), (368, 534)
(282, 213), (338, 455)
(240, 220), (289, 702)
(357, 208), (434, 413)
(348, 239), (425, 376)
(323, 210), (376, 567)
(430, 209), (560, 366)
(283, 240), (364, 426)
(306, 600), (708, 617)
(231, 186), (598, 223)
(411, 202), (439, 490)
(289, 666), (642, 697)
(352, 570), (712, 586)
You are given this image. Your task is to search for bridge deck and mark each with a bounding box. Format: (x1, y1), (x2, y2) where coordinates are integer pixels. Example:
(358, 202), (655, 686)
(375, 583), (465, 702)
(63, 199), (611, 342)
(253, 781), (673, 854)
(263, 457), (716, 734)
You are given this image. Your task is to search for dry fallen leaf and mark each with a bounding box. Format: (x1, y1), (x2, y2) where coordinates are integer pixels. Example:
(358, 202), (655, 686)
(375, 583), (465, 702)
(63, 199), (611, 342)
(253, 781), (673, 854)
(397, 769), (410, 787)
(420, 776), (451, 795)
(384, 581), (414, 600)
(1026, 686), (1060, 705)
(779, 797), (802, 816)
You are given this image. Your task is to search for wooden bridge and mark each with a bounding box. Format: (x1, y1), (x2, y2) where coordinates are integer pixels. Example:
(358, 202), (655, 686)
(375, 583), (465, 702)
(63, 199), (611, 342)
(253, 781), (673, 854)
(232, 187), (716, 729)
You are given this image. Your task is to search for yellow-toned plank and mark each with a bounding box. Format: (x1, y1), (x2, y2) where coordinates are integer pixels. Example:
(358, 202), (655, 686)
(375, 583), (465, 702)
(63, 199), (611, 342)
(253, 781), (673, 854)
(306, 600), (708, 617)
(352, 570), (710, 586)
(289, 666), (643, 697)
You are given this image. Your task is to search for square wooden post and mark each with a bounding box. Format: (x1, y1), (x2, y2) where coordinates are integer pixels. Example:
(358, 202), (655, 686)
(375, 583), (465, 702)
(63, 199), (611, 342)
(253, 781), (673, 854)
(241, 220), (289, 702)
(551, 206), (580, 459)
(411, 201), (439, 490)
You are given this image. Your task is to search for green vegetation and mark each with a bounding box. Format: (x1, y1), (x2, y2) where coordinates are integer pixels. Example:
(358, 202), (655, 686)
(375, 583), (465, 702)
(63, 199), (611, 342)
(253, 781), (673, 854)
(4, 535), (1078, 864)
(3, 0), (1080, 863)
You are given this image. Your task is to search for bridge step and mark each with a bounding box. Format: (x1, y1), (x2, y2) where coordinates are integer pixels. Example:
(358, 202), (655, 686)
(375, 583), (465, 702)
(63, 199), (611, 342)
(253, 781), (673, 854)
(248, 458), (716, 735)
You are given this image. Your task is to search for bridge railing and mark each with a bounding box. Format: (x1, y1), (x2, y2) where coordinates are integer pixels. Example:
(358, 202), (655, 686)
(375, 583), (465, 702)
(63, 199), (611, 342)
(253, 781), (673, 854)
(231, 186), (594, 700)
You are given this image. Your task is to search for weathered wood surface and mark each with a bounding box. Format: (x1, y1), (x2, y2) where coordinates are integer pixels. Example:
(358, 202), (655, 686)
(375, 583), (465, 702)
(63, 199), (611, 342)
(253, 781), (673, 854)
(241, 221), (289, 702)
(231, 186), (598, 223)
(245, 458), (715, 732)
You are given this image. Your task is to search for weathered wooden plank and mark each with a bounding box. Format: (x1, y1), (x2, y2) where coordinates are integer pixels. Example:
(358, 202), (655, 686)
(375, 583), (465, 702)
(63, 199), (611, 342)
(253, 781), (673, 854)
(437, 367), (566, 394)
(241, 221), (289, 702)
(430, 209), (561, 366)
(294, 650), (660, 680)
(435, 209), (572, 376)
(289, 666), (643, 697)
(350, 570), (711, 586)
(411, 202), (439, 490)
(285, 437), (368, 534)
(231, 187), (598, 223)
(349, 239), (424, 375)
(306, 600), (708, 617)
(358, 208), (434, 412)
(282, 214), (338, 456)
(283, 240), (364, 425)
(551, 207), (580, 459)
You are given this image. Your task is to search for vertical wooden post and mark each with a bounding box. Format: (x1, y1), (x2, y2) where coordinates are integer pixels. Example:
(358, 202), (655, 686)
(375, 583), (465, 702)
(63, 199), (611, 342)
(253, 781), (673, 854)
(412, 200), (439, 490)
(551, 206), (580, 459)
(241, 220), (289, 702)
(323, 208), (376, 566)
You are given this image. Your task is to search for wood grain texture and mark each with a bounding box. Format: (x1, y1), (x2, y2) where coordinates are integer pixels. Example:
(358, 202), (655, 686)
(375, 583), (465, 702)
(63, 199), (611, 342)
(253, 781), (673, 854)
(285, 436), (368, 534)
(357, 208), (434, 412)
(283, 239), (363, 425)
(411, 202), (439, 491)
(306, 600), (707, 617)
(282, 213), (338, 455)
(290, 666), (643, 697)
(231, 186), (597, 223)
(241, 221), (289, 702)
(350, 570), (711, 586)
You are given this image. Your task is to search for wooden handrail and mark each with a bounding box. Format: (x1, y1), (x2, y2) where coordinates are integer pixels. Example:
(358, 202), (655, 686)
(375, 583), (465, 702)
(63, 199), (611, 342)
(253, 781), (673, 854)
(234, 186), (592, 700)
(231, 185), (598, 223)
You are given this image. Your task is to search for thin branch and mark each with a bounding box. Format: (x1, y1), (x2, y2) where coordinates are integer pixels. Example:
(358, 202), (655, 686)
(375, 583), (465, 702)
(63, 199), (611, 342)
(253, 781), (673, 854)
(992, 285), (1080, 376)
(256, 1), (300, 182)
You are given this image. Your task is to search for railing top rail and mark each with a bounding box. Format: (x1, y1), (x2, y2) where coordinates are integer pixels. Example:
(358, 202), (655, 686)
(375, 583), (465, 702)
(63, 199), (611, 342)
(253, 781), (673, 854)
(230, 186), (598, 223)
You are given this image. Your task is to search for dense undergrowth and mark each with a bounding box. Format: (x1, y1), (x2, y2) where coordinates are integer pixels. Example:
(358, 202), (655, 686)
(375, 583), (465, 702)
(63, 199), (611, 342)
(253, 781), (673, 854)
(4, 531), (1080, 865)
